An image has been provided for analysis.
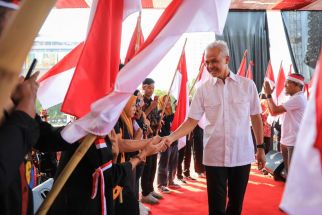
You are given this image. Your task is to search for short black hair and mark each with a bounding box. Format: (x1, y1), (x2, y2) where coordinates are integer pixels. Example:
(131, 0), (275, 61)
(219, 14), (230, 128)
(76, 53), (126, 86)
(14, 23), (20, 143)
(142, 78), (154, 85)
(133, 89), (140, 96)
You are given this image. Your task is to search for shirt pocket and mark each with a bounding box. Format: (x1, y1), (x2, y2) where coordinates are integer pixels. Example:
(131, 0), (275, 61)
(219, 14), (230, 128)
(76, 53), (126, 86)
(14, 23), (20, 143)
(204, 100), (221, 121)
(231, 98), (250, 119)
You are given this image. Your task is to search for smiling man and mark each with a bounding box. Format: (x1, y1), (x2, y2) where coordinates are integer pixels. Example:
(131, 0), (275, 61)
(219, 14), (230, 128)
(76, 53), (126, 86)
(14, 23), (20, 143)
(162, 40), (265, 215)
(264, 73), (307, 176)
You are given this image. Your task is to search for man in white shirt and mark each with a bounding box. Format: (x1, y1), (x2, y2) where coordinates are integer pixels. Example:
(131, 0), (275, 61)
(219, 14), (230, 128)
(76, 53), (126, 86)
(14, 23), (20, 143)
(264, 73), (307, 175)
(162, 40), (265, 215)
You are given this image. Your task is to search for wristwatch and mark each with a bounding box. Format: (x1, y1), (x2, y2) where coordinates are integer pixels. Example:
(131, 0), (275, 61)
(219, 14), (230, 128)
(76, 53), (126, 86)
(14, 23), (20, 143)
(256, 144), (266, 150)
(266, 94), (272, 99)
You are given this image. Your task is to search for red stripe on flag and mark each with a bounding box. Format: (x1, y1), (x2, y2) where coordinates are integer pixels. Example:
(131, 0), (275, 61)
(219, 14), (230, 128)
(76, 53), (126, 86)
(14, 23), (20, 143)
(138, 0), (183, 54)
(125, 14), (144, 64)
(237, 50), (247, 77)
(246, 60), (254, 80)
(314, 53), (322, 166)
(38, 42), (84, 82)
(171, 50), (188, 132)
(276, 63), (286, 103)
(61, 0), (124, 118)
(265, 61), (275, 83)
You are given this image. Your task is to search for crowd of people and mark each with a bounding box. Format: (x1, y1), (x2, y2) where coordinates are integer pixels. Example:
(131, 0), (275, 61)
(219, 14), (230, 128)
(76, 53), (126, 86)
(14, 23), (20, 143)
(0, 1), (310, 215)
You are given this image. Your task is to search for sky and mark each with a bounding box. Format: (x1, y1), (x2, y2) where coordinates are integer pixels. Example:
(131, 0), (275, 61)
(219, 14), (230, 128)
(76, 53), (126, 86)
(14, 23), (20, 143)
(38, 8), (215, 91)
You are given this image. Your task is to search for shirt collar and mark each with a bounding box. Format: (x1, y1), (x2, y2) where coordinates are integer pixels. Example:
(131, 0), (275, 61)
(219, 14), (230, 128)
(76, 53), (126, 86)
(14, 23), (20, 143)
(211, 71), (238, 85)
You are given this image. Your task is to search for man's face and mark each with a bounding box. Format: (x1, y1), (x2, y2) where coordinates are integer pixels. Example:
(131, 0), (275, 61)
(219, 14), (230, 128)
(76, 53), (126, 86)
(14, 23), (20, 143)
(205, 47), (229, 78)
(284, 80), (297, 95)
(142, 84), (154, 98)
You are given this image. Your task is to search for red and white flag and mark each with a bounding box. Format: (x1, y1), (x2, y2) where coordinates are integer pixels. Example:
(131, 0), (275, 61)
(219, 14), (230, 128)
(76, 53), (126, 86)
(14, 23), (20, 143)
(171, 46), (189, 149)
(124, 13), (144, 64)
(37, 42), (84, 109)
(246, 60), (254, 80)
(275, 62), (286, 104)
(280, 52), (322, 215)
(37, 0), (141, 112)
(264, 60), (275, 87)
(237, 50), (247, 77)
(61, 0), (231, 143)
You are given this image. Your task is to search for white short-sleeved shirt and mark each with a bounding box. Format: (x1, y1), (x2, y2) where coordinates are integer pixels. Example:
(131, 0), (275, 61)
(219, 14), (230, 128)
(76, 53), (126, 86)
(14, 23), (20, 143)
(281, 92), (307, 146)
(188, 72), (262, 167)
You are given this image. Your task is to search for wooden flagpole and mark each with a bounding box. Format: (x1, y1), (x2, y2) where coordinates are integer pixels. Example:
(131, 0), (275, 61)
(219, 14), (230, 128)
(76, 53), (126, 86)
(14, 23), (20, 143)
(157, 38), (187, 132)
(0, 0), (57, 123)
(36, 134), (97, 215)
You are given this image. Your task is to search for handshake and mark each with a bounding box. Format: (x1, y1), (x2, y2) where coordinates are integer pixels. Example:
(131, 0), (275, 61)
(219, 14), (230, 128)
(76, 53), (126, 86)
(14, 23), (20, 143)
(140, 135), (174, 158)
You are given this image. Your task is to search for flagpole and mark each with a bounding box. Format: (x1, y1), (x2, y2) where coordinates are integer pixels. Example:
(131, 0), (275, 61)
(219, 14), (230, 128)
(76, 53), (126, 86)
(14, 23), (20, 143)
(0, 0), (57, 124)
(157, 38), (187, 133)
(36, 134), (97, 215)
(189, 56), (205, 96)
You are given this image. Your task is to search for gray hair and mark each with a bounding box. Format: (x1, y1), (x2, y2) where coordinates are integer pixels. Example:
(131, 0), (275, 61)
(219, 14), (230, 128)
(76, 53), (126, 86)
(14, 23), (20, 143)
(205, 40), (230, 57)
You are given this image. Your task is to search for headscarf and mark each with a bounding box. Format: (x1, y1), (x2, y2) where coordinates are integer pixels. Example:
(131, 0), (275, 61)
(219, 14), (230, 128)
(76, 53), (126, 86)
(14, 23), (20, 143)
(120, 95), (137, 138)
(158, 95), (173, 116)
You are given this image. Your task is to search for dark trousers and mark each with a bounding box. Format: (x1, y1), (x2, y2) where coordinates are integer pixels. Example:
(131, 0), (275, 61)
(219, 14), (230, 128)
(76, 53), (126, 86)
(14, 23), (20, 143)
(157, 142), (178, 187)
(177, 136), (193, 178)
(205, 164), (251, 215)
(193, 125), (204, 174)
(281, 144), (294, 175)
(141, 154), (157, 196)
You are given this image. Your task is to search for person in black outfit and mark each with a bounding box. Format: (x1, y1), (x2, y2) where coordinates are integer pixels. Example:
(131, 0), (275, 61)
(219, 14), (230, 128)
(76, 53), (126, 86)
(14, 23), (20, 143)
(140, 78), (163, 204)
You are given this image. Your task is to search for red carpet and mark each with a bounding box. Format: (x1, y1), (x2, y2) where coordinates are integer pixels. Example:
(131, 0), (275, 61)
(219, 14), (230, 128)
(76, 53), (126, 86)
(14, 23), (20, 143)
(145, 165), (285, 215)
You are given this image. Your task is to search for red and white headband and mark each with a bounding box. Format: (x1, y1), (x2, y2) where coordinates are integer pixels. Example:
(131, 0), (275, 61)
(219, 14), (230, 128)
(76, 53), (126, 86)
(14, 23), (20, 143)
(286, 74), (305, 86)
(0, 1), (19, 10)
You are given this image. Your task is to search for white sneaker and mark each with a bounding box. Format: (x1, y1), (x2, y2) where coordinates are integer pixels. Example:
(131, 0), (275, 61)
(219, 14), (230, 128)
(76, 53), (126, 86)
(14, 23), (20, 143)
(139, 202), (150, 215)
(141, 193), (159, 205)
(151, 191), (163, 199)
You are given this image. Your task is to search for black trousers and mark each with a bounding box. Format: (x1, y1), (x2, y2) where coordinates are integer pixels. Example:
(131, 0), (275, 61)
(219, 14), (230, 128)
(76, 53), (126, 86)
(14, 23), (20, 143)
(205, 164), (251, 215)
(141, 154), (157, 196)
(177, 136), (192, 178)
(193, 125), (204, 174)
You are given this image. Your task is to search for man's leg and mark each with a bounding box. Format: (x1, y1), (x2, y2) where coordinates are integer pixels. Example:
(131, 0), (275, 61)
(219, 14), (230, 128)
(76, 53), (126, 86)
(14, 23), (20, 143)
(205, 166), (228, 215)
(226, 164), (251, 215)
(157, 149), (170, 188)
(183, 136), (192, 177)
(287, 146), (294, 170)
(281, 144), (289, 173)
(177, 146), (185, 180)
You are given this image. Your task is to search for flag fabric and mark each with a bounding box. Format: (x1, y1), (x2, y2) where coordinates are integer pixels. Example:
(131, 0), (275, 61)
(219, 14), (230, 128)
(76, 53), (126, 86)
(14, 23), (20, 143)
(61, 0), (231, 143)
(264, 60), (275, 87)
(171, 47), (189, 149)
(37, 42), (84, 109)
(37, 0), (141, 110)
(60, 0), (125, 118)
(124, 13), (144, 64)
(237, 50), (247, 77)
(246, 60), (254, 80)
(275, 62), (286, 104)
(280, 53), (322, 215)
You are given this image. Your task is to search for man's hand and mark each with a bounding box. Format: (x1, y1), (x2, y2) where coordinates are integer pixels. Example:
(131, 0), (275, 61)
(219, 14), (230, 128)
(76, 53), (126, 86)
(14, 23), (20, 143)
(256, 149), (266, 170)
(263, 81), (274, 95)
(150, 135), (162, 145)
(161, 136), (174, 148)
(14, 71), (40, 117)
(108, 130), (119, 162)
(142, 140), (167, 156)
